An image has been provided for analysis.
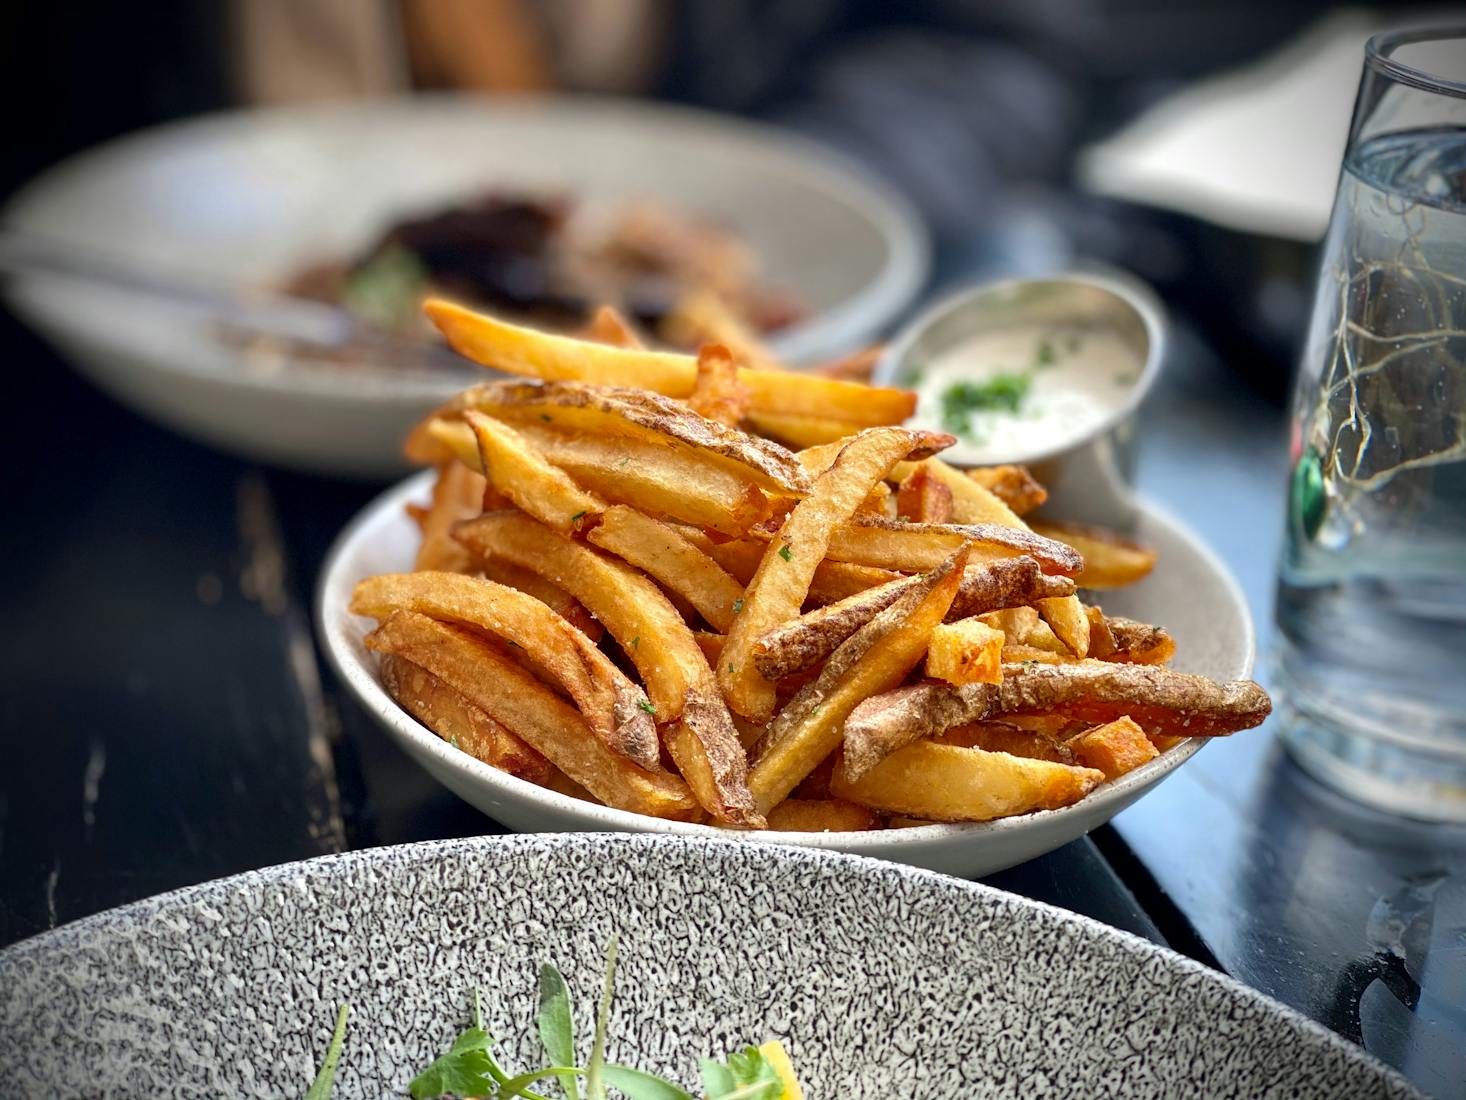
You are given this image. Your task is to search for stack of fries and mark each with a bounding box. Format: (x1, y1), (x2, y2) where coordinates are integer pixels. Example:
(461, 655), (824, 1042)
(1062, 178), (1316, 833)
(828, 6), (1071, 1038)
(350, 297), (1271, 831)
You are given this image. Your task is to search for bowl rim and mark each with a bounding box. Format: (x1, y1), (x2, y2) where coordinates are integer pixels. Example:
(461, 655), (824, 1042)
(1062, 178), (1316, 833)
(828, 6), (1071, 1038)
(317, 469), (1256, 852)
(2, 92), (929, 400)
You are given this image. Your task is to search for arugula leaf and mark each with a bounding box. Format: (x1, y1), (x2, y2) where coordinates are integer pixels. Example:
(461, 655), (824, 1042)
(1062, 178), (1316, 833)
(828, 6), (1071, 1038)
(537, 963), (580, 1100)
(407, 1023), (498, 1099)
(601, 1065), (695, 1100)
(700, 1046), (783, 1100)
(584, 937), (618, 1100)
(303, 1003), (348, 1100)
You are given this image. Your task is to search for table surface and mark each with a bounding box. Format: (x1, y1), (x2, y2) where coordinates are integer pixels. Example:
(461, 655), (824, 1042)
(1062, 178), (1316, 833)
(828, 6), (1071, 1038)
(0, 305), (1461, 1099)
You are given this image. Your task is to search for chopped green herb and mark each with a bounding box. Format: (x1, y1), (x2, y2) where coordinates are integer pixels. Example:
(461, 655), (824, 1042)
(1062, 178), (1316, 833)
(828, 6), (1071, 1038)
(896, 514), (910, 523)
(449, 735), (461, 750)
(732, 598), (745, 614)
(637, 698), (657, 716)
(1035, 337), (1057, 368)
(617, 457), (631, 469)
(540, 414), (553, 422)
(630, 636), (640, 649)
(940, 372), (1031, 436)
(778, 544), (793, 562)
(727, 662), (736, 674)
(570, 510), (588, 523)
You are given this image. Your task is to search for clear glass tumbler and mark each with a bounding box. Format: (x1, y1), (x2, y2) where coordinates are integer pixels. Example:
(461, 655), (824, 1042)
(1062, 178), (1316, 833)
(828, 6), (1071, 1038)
(1276, 27), (1466, 820)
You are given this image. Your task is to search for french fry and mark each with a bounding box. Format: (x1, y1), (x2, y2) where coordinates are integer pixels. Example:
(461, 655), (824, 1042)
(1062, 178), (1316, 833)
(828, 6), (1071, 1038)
(1068, 716), (1159, 779)
(831, 741), (1104, 822)
(580, 304), (646, 348)
(699, 538), (898, 605)
(979, 606), (1066, 652)
(351, 572), (660, 769)
(926, 618), (1005, 685)
(661, 288), (782, 371)
(895, 465), (954, 523)
(766, 798), (879, 832)
(367, 612), (698, 819)
(476, 558), (603, 643)
(415, 462), (489, 573)
(752, 557), (1072, 682)
(464, 411), (601, 535)
(1030, 520), (1158, 589)
(1037, 594), (1090, 658)
(719, 428), (941, 722)
(747, 412), (868, 448)
(1000, 644), (1070, 665)
(410, 380), (810, 495)
(379, 653), (552, 783)
(428, 416), (771, 536)
(425, 298), (917, 425)
(455, 512), (760, 825)
(686, 343), (753, 427)
(1085, 605), (1118, 659)
(937, 721), (1076, 764)
(747, 545), (968, 812)
(968, 465), (1047, 516)
(1101, 616), (1177, 665)
(586, 504), (745, 632)
(811, 516), (1084, 576)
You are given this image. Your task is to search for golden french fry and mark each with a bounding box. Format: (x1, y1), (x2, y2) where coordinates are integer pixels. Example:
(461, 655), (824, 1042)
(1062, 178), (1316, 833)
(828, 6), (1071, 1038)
(1000, 643), (1071, 665)
(809, 516), (1084, 576)
(719, 428), (942, 722)
(380, 653), (552, 783)
(476, 558), (603, 643)
(766, 798), (879, 832)
(968, 465), (1047, 516)
(937, 721), (1077, 764)
(1096, 615), (1177, 665)
(1037, 594), (1090, 658)
(747, 545), (969, 812)
(587, 504), (745, 632)
(411, 380), (810, 495)
(580, 304), (646, 349)
(926, 618), (1005, 685)
(831, 741), (1104, 822)
(1030, 520), (1158, 589)
(367, 612), (698, 819)
(414, 462), (489, 573)
(351, 571), (659, 769)
(698, 537), (898, 605)
(686, 343), (753, 428)
(660, 288), (783, 371)
(424, 298), (917, 425)
(464, 411), (601, 535)
(455, 512), (760, 826)
(1068, 716), (1159, 779)
(747, 412), (867, 448)
(895, 465), (954, 524)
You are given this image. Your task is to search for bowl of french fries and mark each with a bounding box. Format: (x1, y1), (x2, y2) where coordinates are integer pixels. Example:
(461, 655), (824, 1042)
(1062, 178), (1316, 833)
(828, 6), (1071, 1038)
(319, 299), (1270, 877)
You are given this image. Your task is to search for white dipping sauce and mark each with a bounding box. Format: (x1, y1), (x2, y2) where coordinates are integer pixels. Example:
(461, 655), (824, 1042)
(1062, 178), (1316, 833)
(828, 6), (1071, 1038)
(905, 325), (1142, 465)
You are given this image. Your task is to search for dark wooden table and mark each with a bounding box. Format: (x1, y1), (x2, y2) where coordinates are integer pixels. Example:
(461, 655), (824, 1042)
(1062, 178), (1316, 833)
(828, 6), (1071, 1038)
(1, 309), (1460, 1098)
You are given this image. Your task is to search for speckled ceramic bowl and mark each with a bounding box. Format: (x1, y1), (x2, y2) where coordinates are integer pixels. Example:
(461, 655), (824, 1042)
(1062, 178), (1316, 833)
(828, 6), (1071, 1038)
(0, 835), (1415, 1099)
(318, 471), (1257, 878)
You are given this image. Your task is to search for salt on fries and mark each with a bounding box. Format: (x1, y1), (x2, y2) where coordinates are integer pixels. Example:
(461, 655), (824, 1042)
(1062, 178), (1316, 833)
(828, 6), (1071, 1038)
(346, 299), (1271, 832)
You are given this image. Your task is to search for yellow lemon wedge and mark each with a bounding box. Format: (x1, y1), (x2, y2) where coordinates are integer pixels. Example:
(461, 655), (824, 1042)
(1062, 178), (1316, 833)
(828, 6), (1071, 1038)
(757, 1040), (804, 1100)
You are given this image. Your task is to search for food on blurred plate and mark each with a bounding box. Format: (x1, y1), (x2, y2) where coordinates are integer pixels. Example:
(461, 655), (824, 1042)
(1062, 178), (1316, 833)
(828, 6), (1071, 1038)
(288, 192), (804, 350)
(348, 295), (1270, 831)
(304, 945), (803, 1100)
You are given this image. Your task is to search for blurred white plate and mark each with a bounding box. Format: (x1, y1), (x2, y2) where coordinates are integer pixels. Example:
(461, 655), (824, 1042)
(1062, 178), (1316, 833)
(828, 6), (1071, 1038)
(2, 95), (927, 477)
(318, 470), (1256, 879)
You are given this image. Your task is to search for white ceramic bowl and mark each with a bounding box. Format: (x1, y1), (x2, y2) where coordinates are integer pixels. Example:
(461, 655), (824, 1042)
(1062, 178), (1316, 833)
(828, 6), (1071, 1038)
(3, 96), (927, 478)
(318, 470), (1256, 878)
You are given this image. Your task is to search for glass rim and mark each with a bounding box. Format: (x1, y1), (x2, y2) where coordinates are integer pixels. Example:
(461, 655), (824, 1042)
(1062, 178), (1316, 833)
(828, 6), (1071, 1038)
(1365, 25), (1466, 100)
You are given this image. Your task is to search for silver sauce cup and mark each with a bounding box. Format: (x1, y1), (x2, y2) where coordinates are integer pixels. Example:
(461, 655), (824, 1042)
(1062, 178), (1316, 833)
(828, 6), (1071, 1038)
(873, 272), (1166, 529)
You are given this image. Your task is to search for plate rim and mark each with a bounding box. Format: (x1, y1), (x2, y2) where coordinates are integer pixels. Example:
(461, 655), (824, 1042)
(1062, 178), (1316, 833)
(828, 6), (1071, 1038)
(317, 468), (1255, 852)
(0, 831), (1422, 1098)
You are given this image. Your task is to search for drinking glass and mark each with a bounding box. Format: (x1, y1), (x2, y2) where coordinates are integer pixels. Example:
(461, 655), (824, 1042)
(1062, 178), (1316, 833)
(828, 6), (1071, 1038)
(1276, 27), (1466, 820)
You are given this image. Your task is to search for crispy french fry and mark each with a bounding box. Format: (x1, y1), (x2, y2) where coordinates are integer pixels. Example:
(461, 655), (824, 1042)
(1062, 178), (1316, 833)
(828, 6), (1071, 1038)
(425, 298), (917, 425)
(926, 618), (1005, 685)
(747, 412), (868, 448)
(455, 512), (760, 825)
(351, 572), (659, 769)
(476, 558), (602, 643)
(979, 606), (1066, 652)
(830, 741), (1103, 822)
(937, 721), (1076, 764)
(698, 537), (897, 605)
(719, 428), (942, 722)
(411, 380), (810, 495)
(587, 504), (745, 632)
(1102, 616), (1177, 665)
(464, 411), (601, 535)
(687, 343), (753, 427)
(750, 556), (1074, 681)
(367, 612), (698, 819)
(766, 798), (879, 832)
(809, 516), (1084, 576)
(968, 465), (1047, 516)
(1030, 520), (1158, 589)
(1068, 716), (1159, 779)
(379, 653), (552, 783)
(747, 545), (968, 812)
(1085, 605), (1117, 659)
(662, 289), (782, 371)
(1000, 643), (1070, 665)
(415, 462), (489, 572)
(580, 304), (646, 348)
(895, 465), (954, 524)
(892, 458), (1024, 527)
(1037, 594), (1090, 658)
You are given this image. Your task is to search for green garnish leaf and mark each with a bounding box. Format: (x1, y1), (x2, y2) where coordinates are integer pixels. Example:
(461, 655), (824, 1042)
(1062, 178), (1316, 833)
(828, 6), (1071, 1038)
(449, 735), (461, 750)
(303, 1003), (348, 1100)
(407, 1023), (497, 1100)
(940, 373), (1031, 436)
(341, 244), (426, 331)
(540, 414), (553, 422)
(778, 544), (793, 562)
(536, 963), (580, 1100)
(732, 598), (744, 614)
(500, 1066), (585, 1099)
(700, 1046), (782, 1100)
(637, 699), (657, 716)
(585, 937), (619, 1100)
(630, 636), (640, 650)
(727, 662), (735, 674)
(602, 1064), (695, 1099)
(571, 510), (588, 523)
